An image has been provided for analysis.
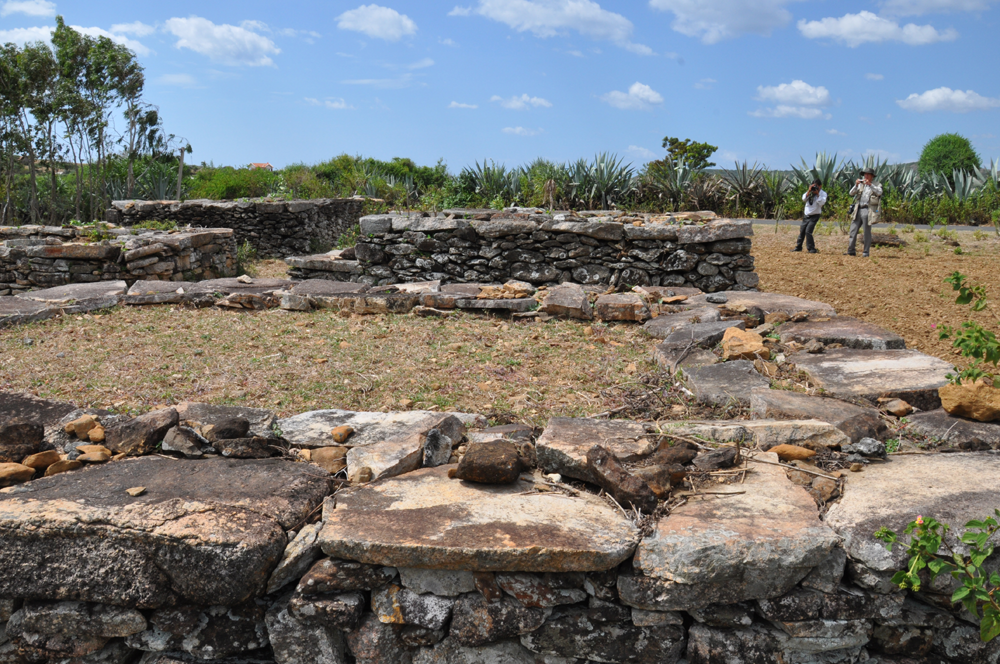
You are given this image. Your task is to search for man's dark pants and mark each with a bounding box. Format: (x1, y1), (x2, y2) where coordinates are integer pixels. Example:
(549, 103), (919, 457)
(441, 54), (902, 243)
(796, 214), (821, 251)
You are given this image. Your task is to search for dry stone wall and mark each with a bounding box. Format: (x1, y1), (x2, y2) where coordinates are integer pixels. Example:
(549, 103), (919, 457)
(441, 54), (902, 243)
(0, 225), (236, 295)
(105, 198), (365, 258)
(289, 209), (758, 291)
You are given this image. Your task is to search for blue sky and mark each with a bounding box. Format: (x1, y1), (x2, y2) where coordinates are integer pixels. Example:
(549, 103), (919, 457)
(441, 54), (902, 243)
(2, 0), (999, 172)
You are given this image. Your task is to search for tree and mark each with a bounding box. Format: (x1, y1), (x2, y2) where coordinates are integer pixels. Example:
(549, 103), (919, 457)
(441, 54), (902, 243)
(661, 136), (718, 171)
(918, 133), (981, 182)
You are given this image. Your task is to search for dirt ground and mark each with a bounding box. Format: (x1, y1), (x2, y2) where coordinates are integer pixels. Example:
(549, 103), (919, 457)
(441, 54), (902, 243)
(753, 223), (999, 364)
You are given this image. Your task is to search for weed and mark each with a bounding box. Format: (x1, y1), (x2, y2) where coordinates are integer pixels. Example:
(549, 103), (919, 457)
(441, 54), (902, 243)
(336, 225), (361, 249)
(955, 247), (964, 255)
(973, 230), (989, 241)
(132, 219), (178, 231)
(915, 232), (929, 243)
(236, 241), (258, 276)
(885, 438), (900, 454)
(902, 224), (916, 234)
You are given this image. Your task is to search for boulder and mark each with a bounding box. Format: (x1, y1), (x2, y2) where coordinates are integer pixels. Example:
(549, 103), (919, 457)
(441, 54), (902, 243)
(906, 408), (1000, 449)
(939, 380), (1000, 422)
(0, 457), (329, 608)
(682, 361), (771, 406)
(778, 316), (905, 351)
(790, 348), (953, 411)
(0, 421), (43, 463)
(622, 452), (838, 610)
(104, 408), (178, 456)
(750, 388), (888, 443)
(535, 417), (653, 484)
(539, 283), (592, 320)
(319, 466), (639, 572)
(16, 281), (126, 314)
(720, 327), (766, 361)
(453, 440), (522, 484)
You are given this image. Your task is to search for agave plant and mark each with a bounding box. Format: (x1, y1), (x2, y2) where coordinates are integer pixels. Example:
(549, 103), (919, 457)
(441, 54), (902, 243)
(790, 152), (844, 189)
(588, 152), (635, 209)
(760, 171), (790, 213)
(945, 169), (984, 202)
(722, 161), (764, 214)
(646, 158), (696, 207)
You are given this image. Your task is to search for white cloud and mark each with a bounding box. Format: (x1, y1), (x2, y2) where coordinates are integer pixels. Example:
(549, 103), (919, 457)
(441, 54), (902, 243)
(306, 97), (353, 110)
(440, 37), (458, 46)
(601, 82), (664, 110)
(756, 80), (831, 106)
(797, 11), (958, 47)
(503, 126), (542, 136)
(694, 78), (716, 90)
(491, 93), (552, 110)
(827, 128), (847, 136)
(111, 21), (156, 37)
(73, 26), (151, 55)
(342, 74), (414, 88)
(448, 101), (478, 109)
(459, 0), (653, 54)
(407, 57), (434, 69)
(750, 106), (831, 119)
(0, 0), (54, 18)
(158, 73), (198, 87)
(866, 73), (884, 81)
(896, 87), (1000, 112)
(0, 26), (52, 46)
(240, 20), (271, 33)
(649, 0), (796, 44)
(627, 145), (658, 160)
(880, 0), (997, 16)
(337, 4), (417, 41)
(164, 17), (280, 66)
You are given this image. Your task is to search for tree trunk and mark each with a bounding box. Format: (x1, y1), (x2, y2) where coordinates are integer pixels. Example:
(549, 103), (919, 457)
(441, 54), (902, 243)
(176, 148), (185, 201)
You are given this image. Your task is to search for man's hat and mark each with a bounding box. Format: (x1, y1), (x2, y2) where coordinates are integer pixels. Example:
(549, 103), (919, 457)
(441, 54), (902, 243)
(861, 167), (876, 176)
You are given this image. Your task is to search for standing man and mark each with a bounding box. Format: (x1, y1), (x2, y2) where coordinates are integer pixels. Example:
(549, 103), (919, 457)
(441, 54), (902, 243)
(793, 178), (827, 253)
(846, 167), (882, 257)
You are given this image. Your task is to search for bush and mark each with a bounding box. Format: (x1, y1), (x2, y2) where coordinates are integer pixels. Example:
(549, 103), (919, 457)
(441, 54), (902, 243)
(918, 133), (981, 181)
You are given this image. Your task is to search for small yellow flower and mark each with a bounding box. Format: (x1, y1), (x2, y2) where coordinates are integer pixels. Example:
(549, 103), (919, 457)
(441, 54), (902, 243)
(915, 515), (924, 525)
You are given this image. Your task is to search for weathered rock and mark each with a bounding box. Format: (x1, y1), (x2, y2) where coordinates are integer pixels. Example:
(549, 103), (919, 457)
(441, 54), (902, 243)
(44, 459), (82, 476)
(535, 417), (653, 484)
(175, 402), (276, 439)
(0, 392), (79, 430)
(653, 345), (719, 373)
(721, 327), (766, 361)
(19, 601), (146, 637)
(520, 606), (686, 663)
(631, 608), (683, 627)
(347, 418), (462, 483)
(933, 622), (1000, 664)
(623, 452), (838, 610)
(266, 522), (323, 594)
(0, 422), (44, 464)
(422, 429), (454, 468)
(412, 637), (538, 663)
(585, 446), (658, 512)
(688, 602), (754, 627)
(790, 348), (953, 411)
(287, 591), (366, 629)
(495, 574), (587, 608)
(202, 416), (250, 441)
(872, 624), (935, 657)
(882, 398), (913, 417)
(372, 585), (454, 630)
(685, 623), (780, 664)
(453, 440), (522, 484)
(907, 408), (1000, 449)
(319, 466), (639, 572)
(449, 594), (547, 647)
(642, 308), (722, 339)
(801, 548), (848, 594)
(311, 447), (348, 474)
(540, 284), (592, 320)
(692, 446), (740, 470)
(779, 316), (906, 350)
(398, 569), (477, 597)
(0, 463), (34, 487)
(160, 427), (205, 458)
(769, 444), (817, 461)
(682, 361), (771, 406)
(939, 379), (1000, 422)
(0, 457), (328, 608)
(594, 293), (650, 322)
(104, 408), (178, 456)
(750, 388), (888, 443)
(297, 558), (396, 594)
(655, 320), (745, 351)
(0, 296), (57, 329)
(345, 613), (412, 664)
(688, 291), (836, 318)
(6, 608), (109, 657)
(19, 450), (61, 470)
(215, 436), (279, 459)
(17, 281), (126, 314)
(125, 602), (268, 660)
(265, 594), (348, 664)
(842, 437), (886, 458)
(631, 465), (676, 499)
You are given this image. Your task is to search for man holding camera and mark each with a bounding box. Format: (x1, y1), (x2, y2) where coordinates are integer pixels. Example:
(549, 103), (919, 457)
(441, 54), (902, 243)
(846, 167), (882, 257)
(793, 178), (827, 253)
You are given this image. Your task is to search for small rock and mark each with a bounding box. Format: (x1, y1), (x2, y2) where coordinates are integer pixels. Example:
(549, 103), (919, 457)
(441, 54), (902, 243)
(354, 467), (373, 484)
(495, 573), (587, 608)
(331, 425), (354, 444)
(939, 379), (1000, 422)
(267, 522), (324, 595)
(88, 425), (106, 442)
(105, 407), (178, 456)
(692, 446), (740, 470)
(721, 328), (766, 361)
(345, 613), (411, 663)
(804, 339), (825, 354)
(422, 428), (454, 468)
(631, 465), (677, 499)
(203, 416), (251, 441)
(769, 444), (817, 462)
(842, 437), (887, 459)
(850, 463), (864, 472)
(161, 426), (205, 458)
(56, 352), (65, 358)
(237, 274), (254, 284)
(65, 415), (98, 439)
(451, 440), (522, 484)
(706, 294), (728, 304)
(372, 584), (455, 630)
(0, 463), (35, 487)
(297, 558), (397, 594)
(765, 312), (789, 325)
(44, 459), (82, 476)
(398, 568), (477, 597)
(76, 444), (111, 456)
(651, 441), (698, 466)
(585, 445), (658, 513)
(311, 447), (348, 474)
(78, 452), (111, 463)
(126, 487), (146, 497)
(790, 311), (810, 322)
(809, 477), (839, 502)
(882, 398), (913, 417)
(449, 594), (547, 647)
(288, 590), (366, 629)
(21, 450), (61, 470)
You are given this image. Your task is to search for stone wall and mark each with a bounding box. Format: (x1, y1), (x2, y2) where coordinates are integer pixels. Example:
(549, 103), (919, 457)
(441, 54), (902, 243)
(287, 209), (759, 291)
(105, 198), (365, 258)
(0, 225), (237, 295)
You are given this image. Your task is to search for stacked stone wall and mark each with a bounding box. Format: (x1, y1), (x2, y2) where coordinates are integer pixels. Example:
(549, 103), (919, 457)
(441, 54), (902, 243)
(105, 198), (365, 258)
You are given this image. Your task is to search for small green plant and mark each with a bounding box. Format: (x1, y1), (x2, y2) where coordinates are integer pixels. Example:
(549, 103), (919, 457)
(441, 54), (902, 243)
(132, 219), (178, 231)
(915, 231), (929, 243)
(875, 512), (1000, 642)
(336, 224), (361, 250)
(884, 438), (900, 454)
(236, 240), (258, 277)
(955, 247), (964, 255)
(938, 272), (999, 386)
(888, 223), (898, 236)
(935, 228), (958, 242)
(902, 224), (916, 234)
(973, 230), (989, 241)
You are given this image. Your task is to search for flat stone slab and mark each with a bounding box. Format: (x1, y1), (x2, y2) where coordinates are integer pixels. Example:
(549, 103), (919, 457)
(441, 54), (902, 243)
(17, 281), (126, 313)
(907, 409), (1000, 449)
(0, 296), (58, 328)
(682, 360), (771, 406)
(622, 452), (838, 610)
(0, 457), (329, 608)
(187, 277), (295, 296)
(289, 279), (369, 296)
(123, 280), (196, 305)
(656, 320), (745, 350)
(658, 419), (849, 450)
(0, 391), (80, 428)
(277, 409), (464, 449)
(535, 417), (653, 484)
(687, 292), (836, 317)
(455, 298), (537, 312)
(643, 308), (722, 339)
(285, 255), (363, 273)
(825, 453), (1000, 578)
(790, 348), (952, 410)
(778, 316), (905, 350)
(319, 466), (639, 572)
(750, 387), (887, 443)
(176, 401), (277, 439)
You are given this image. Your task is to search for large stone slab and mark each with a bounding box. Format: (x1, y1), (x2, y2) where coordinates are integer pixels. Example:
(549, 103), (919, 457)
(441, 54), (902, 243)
(622, 452), (838, 610)
(285, 255), (362, 273)
(657, 419), (850, 451)
(0, 297), (58, 328)
(345, 413), (463, 483)
(123, 280), (196, 305)
(675, 219), (752, 244)
(687, 292), (836, 317)
(0, 392), (80, 429)
(790, 348), (952, 410)
(779, 316), (905, 351)
(535, 417), (653, 484)
(682, 360), (771, 406)
(17, 281), (126, 313)
(319, 466), (639, 572)
(642, 308), (721, 339)
(187, 277), (295, 296)
(0, 457), (329, 608)
(750, 387), (887, 443)
(907, 409), (1000, 449)
(539, 283), (591, 320)
(175, 402), (277, 439)
(289, 279), (369, 297)
(825, 453), (1000, 578)
(655, 320), (745, 350)
(277, 409), (464, 449)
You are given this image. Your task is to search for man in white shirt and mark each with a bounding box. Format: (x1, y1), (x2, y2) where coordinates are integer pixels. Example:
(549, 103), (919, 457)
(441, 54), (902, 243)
(846, 168), (883, 257)
(794, 178), (827, 253)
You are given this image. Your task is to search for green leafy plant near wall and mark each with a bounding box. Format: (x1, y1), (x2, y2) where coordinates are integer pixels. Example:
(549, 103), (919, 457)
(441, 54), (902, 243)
(939, 272), (999, 386)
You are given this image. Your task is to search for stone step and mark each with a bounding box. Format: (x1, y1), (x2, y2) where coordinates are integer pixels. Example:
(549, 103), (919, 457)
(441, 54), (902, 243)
(318, 466), (639, 572)
(681, 360), (771, 406)
(750, 387), (887, 443)
(642, 307), (722, 339)
(686, 291), (836, 317)
(16, 281), (127, 314)
(778, 316), (905, 350)
(906, 408), (1000, 450)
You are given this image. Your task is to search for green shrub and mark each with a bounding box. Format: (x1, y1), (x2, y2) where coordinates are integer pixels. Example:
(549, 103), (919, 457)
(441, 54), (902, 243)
(186, 166), (284, 200)
(915, 232), (929, 243)
(918, 133), (981, 181)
